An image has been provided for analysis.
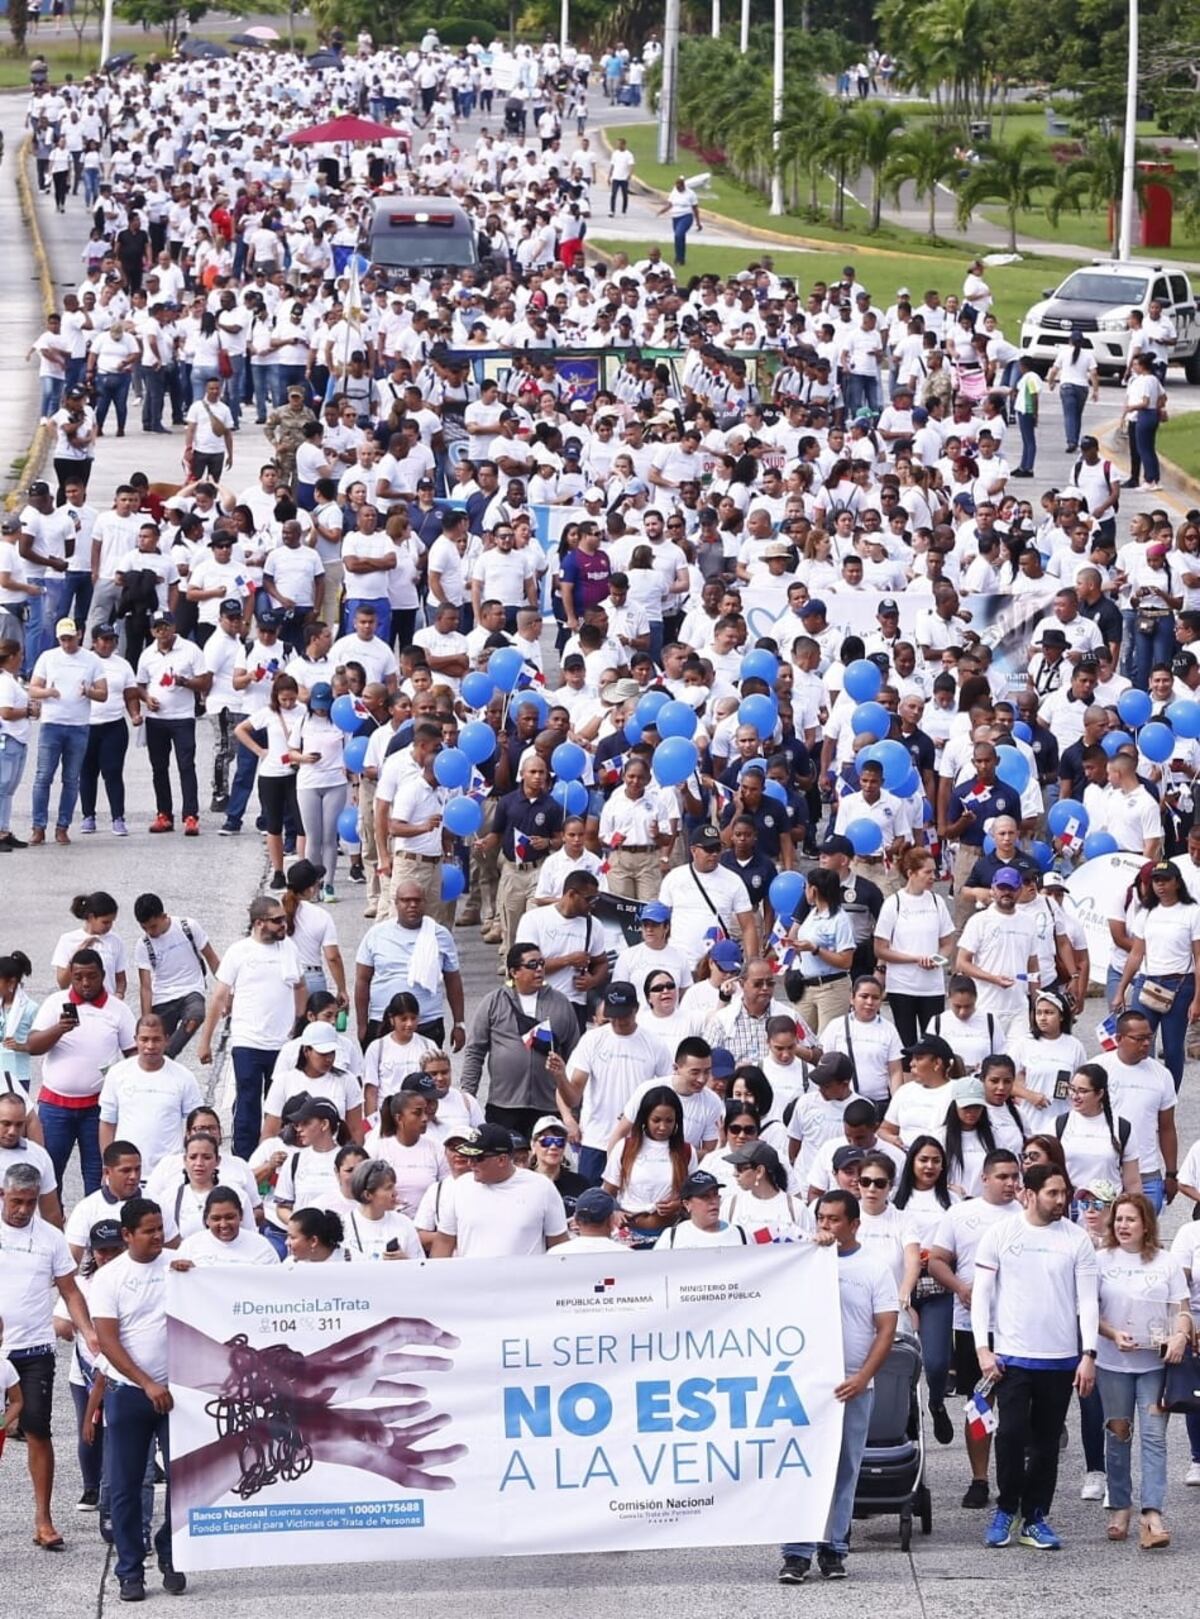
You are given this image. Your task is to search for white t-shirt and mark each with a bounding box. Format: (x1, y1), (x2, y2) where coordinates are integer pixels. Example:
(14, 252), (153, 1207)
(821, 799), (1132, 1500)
(603, 1137), (696, 1214)
(822, 1014), (902, 1106)
(28, 992), (136, 1100)
(655, 1219), (747, 1249)
(1169, 1222), (1200, 1312)
(436, 1167), (568, 1257)
(88, 1246), (171, 1388)
(1011, 1031), (1089, 1135)
(1131, 903), (1200, 977)
(622, 1078), (723, 1152)
(1095, 1246), (1188, 1374)
(343, 1206), (424, 1262)
(97, 1056), (203, 1175)
(657, 862), (754, 965)
(568, 1024), (674, 1152)
(0, 1213), (75, 1349)
(857, 1203), (918, 1288)
(973, 1213), (1098, 1358)
(875, 890), (954, 997)
(884, 1080), (954, 1149)
(931, 1197), (1023, 1331)
(514, 906), (601, 1005)
(1100, 1053), (1176, 1179)
(274, 1143), (341, 1212)
(30, 646), (105, 726)
(51, 926), (128, 996)
(957, 906), (1041, 1015)
(832, 1245), (900, 1381)
(177, 1227), (279, 1267)
(215, 936), (302, 1049)
(133, 917), (209, 1001)
(0, 1139), (56, 1197)
(1057, 1108), (1138, 1193)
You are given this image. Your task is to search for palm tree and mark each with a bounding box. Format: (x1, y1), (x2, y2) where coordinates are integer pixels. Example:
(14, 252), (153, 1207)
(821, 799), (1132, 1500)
(886, 123), (963, 240)
(956, 131), (1056, 252)
(1047, 128), (1155, 256)
(844, 103), (907, 231)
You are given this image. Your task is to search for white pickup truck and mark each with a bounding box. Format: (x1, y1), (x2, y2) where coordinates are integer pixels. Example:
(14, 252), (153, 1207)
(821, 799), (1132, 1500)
(1020, 259), (1200, 381)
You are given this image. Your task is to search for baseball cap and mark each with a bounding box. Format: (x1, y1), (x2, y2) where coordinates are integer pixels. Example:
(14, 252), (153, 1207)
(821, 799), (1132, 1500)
(308, 682), (334, 711)
(400, 1072), (439, 1098)
(293, 1097), (342, 1125)
(799, 599), (826, 619)
(832, 1145), (867, 1172)
(820, 834), (854, 858)
(219, 597), (243, 617)
(583, 485), (606, 502)
(1039, 870), (1068, 891)
(640, 901), (672, 925)
(710, 1046), (736, 1080)
(950, 1076), (986, 1109)
(298, 1022), (338, 1053)
(690, 826), (723, 851)
(907, 1033), (955, 1065)
(1079, 435), (1100, 450)
(259, 609), (283, 628)
(56, 617), (80, 637)
(680, 1170), (722, 1199)
(603, 981), (638, 1014)
(93, 622), (118, 639)
(912, 407), (929, 424)
(27, 480), (50, 498)
(457, 1122), (516, 1158)
(0, 514), (20, 534)
(531, 1115), (567, 1139)
(811, 1053), (854, 1087)
(151, 610), (176, 628)
(574, 1187), (616, 1223)
(710, 939), (744, 971)
(992, 867), (1022, 889)
(89, 1218), (125, 1251)
(879, 598), (899, 615)
(725, 1140), (781, 1172)
(286, 859), (325, 892)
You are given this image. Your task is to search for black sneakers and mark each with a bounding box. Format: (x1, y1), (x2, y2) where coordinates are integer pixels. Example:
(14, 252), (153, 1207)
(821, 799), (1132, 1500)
(778, 1555), (810, 1584)
(931, 1402), (955, 1445)
(818, 1551), (848, 1579)
(962, 1478), (990, 1509)
(118, 1578), (145, 1602)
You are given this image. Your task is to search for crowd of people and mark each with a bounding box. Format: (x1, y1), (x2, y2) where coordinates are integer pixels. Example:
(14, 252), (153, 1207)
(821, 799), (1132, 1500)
(5, 21), (1200, 1604)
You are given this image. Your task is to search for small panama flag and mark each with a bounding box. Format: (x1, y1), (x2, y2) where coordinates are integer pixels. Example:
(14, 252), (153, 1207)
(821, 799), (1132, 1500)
(968, 782), (993, 804)
(513, 829), (533, 861)
(964, 1387), (998, 1440)
(704, 923), (728, 945)
(711, 780), (733, 811)
(523, 1019), (554, 1053)
(1098, 1014), (1120, 1051)
(768, 918), (797, 971)
(599, 753), (626, 787)
(749, 1227), (775, 1245)
(593, 1277), (617, 1294)
(468, 767), (487, 802)
(794, 1015), (816, 1044)
(1058, 815), (1082, 850)
(517, 662), (546, 690)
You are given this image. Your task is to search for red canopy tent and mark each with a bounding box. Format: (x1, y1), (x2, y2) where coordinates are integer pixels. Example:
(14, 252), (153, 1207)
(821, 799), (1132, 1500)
(286, 115), (408, 146)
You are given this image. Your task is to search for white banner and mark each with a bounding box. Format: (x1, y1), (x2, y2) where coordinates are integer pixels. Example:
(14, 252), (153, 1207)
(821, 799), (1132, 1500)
(1065, 852), (1146, 981)
(167, 1245), (844, 1571)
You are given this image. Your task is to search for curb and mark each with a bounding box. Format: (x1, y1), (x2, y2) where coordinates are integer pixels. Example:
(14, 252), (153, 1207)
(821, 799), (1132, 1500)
(7, 133), (56, 509)
(594, 125), (947, 261)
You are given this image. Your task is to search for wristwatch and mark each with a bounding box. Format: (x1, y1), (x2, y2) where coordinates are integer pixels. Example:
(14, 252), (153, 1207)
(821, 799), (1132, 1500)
(1080, 1348), (1097, 1359)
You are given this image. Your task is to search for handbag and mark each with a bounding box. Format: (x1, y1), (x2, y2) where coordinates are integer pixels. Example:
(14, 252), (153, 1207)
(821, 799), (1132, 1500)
(1162, 1344), (1200, 1414)
(217, 345), (233, 380)
(1140, 979), (1178, 1015)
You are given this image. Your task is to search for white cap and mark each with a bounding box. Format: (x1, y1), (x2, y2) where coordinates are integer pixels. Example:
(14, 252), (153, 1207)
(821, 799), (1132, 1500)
(299, 1022), (339, 1053)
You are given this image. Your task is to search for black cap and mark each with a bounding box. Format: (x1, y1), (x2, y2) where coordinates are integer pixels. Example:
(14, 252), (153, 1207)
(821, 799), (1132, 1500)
(680, 1170), (722, 1198)
(285, 859), (325, 892)
(219, 597), (243, 617)
(399, 1072), (439, 1097)
(907, 1033), (955, 1065)
(604, 981), (637, 1013)
(89, 1218), (124, 1250)
(832, 1145), (867, 1172)
(151, 609), (176, 628)
(93, 622), (118, 639)
(820, 834), (854, 858)
(811, 1053), (855, 1087)
(690, 826), (723, 852)
(457, 1122), (516, 1158)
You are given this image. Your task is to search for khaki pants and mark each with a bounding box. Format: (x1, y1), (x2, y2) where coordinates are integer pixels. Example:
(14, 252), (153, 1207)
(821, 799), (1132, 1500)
(852, 856), (902, 899)
(793, 975), (852, 1034)
(497, 857), (539, 965)
(359, 778), (381, 908)
(468, 798), (500, 924)
(951, 842), (981, 931)
(320, 558), (344, 628)
(390, 851), (454, 928)
(606, 846), (663, 901)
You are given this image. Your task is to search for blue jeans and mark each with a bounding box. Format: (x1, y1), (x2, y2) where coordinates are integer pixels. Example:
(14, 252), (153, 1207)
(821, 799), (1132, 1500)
(224, 739), (259, 829)
(60, 572), (93, 626)
(31, 720), (88, 830)
(93, 371), (131, 432)
(1131, 614), (1176, 691)
(224, 354), (246, 427)
(231, 1045), (281, 1159)
(1079, 1384), (1105, 1471)
(914, 1289), (953, 1408)
(1132, 971), (1192, 1090)
(1134, 409), (1160, 483)
(104, 1382), (172, 1583)
(1141, 1173), (1165, 1213)
(39, 1098), (101, 1194)
(32, 574), (68, 661)
(40, 375), (64, 419)
(576, 1145), (607, 1187)
(0, 735), (28, 829)
(1017, 412), (1037, 471)
(1096, 1364), (1168, 1512)
(251, 364), (271, 422)
(1059, 382), (1087, 449)
(783, 1385), (873, 1559)
(671, 212), (693, 263)
(342, 595), (391, 641)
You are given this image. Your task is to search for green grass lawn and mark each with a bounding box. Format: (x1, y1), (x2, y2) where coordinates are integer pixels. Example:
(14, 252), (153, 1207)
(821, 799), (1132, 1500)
(590, 237), (1080, 335)
(1159, 411), (1200, 483)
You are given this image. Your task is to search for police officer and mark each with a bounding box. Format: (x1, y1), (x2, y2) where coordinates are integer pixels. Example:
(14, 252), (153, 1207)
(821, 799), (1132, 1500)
(478, 755), (564, 966)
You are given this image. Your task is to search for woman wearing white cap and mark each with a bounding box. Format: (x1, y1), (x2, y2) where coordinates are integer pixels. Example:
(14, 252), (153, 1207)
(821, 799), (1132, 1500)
(261, 1021), (364, 1144)
(528, 1116), (590, 1215)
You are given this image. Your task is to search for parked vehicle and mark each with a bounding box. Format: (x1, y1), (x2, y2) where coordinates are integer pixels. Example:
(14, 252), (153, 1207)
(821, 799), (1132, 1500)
(1020, 260), (1200, 380)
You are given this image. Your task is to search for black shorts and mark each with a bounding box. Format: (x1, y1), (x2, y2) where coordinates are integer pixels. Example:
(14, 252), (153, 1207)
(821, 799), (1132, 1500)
(954, 1329), (990, 1395)
(258, 772), (298, 835)
(13, 1350), (55, 1439)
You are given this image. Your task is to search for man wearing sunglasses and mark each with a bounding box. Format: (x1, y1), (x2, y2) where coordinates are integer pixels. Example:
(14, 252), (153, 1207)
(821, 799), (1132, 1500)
(704, 957), (793, 1067)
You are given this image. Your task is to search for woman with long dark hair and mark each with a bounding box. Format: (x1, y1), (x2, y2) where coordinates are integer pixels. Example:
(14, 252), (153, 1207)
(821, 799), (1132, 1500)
(602, 1085), (694, 1248)
(234, 672), (305, 890)
(895, 1133), (957, 1444)
(1059, 1064), (1141, 1197)
(787, 867), (855, 1033)
(1113, 860), (1200, 1091)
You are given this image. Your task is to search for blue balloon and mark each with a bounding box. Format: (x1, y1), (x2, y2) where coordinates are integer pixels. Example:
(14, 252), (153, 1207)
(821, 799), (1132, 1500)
(741, 649), (780, 687)
(996, 745), (1030, 794)
(1138, 721), (1174, 763)
(764, 779), (788, 805)
(511, 690), (549, 727)
(1118, 689), (1153, 729)
(1168, 699), (1200, 739)
(843, 658), (882, 704)
(851, 701), (890, 739)
(769, 871), (806, 917)
(441, 864), (466, 902)
(1030, 840), (1055, 872)
(459, 720), (497, 765)
(845, 817), (884, 857)
(624, 718), (644, 746)
(738, 694), (778, 736)
(551, 741), (587, 781)
(1013, 721), (1033, 744)
(1102, 730), (1134, 757)
(983, 833), (997, 856)
(636, 689), (671, 726)
(487, 645), (525, 691)
(897, 768), (921, 798)
(1048, 798), (1089, 839)
(433, 747), (471, 789)
(444, 796), (483, 838)
(460, 671), (495, 710)
(656, 700), (697, 740)
(1083, 831), (1119, 858)
(331, 694), (365, 734)
(337, 806), (361, 845)
(342, 734), (369, 775)
(874, 738), (911, 791)
(652, 736), (699, 787)
(552, 780), (589, 815)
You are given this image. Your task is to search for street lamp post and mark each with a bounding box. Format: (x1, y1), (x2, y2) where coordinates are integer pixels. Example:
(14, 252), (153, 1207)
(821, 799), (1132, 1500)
(1117, 0), (1138, 259)
(741, 0), (750, 51)
(769, 0), (784, 214)
(560, 0), (569, 54)
(657, 0), (680, 165)
(100, 0), (114, 72)
(712, 0), (721, 36)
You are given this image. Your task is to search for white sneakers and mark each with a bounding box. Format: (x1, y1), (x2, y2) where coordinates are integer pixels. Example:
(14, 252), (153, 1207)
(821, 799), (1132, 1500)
(1080, 1472), (1106, 1501)
(1185, 1461), (1200, 1486)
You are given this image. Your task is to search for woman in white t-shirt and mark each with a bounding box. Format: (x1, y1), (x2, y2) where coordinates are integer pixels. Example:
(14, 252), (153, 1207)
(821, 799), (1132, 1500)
(873, 850), (956, 1047)
(1096, 1192), (1190, 1545)
(602, 1085), (696, 1249)
(362, 991), (439, 1115)
(1058, 1064), (1141, 1198)
(1011, 988), (1089, 1135)
(893, 1133), (959, 1438)
(173, 1187), (278, 1267)
(0, 640), (33, 844)
(372, 1088), (444, 1218)
(343, 1159), (424, 1261)
(720, 1140), (808, 1240)
(979, 1053), (1027, 1161)
(283, 859), (346, 999)
(855, 1148), (920, 1289)
(926, 976), (1007, 1075)
(1113, 861), (1200, 1091)
(294, 689), (348, 895)
(821, 976), (904, 1106)
(52, 890), (128, 998)
(234, 672), (305, 889)
(261, 1023), (364, 1144)
(160, 1133), (256, 1240)
(882, 1034), (955, 1149)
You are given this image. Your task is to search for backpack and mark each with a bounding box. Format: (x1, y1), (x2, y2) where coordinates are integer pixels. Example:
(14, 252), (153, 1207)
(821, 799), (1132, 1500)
(1055, 1111), (1131, 1156)
(143, 918), (206, 979)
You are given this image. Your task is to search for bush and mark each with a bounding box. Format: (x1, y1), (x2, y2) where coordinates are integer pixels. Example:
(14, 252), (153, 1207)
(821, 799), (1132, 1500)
(404, 16), (503, 46)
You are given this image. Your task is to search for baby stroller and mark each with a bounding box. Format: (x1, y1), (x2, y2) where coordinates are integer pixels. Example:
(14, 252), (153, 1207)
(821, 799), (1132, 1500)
(504, 95), (526, 137)
(852, 1329), (932, 1550)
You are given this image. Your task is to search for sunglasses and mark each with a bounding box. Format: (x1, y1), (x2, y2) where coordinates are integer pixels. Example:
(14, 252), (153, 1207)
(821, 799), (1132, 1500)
(518, 958), (545, 970)
(536, 1134), (566, 1149)
(727, 1124), (758, 1136)
(1075, 1198), (1106, 1213)
(858, 1175), (890, 1188)
(648, 983), (675, 994)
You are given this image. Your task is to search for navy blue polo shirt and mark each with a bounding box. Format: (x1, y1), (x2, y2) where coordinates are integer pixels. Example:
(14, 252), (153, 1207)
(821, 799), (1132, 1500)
(947, 778), (1024, 847)
(493, 788), (563, 863)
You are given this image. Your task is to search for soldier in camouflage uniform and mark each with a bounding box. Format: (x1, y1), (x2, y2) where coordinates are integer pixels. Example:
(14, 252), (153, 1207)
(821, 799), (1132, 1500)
(265, 385), (316, 488)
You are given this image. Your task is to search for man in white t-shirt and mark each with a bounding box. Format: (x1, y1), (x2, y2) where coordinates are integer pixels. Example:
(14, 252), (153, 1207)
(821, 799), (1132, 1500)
(971, 1161), (1099, 1550)
(657, 826), (760, 967)
(430, 1122), (568, 1257)
(134, 610), (210, 835)
(559, 982), (674, 1184)
(98, 1015), (203, 1177)
(619, 1037), (724, 1154)
(955, 869), (1041, 1019)
(196, 896), (303, 1159)
(0, 1094), (59, 1224)
(27, 616), (107, 842)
